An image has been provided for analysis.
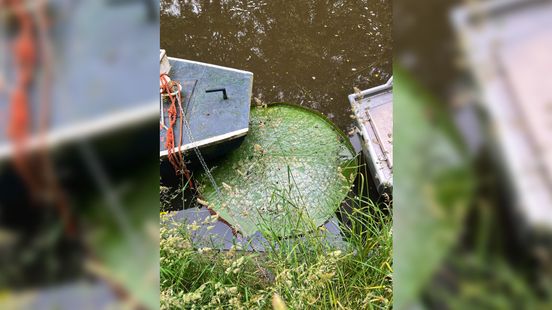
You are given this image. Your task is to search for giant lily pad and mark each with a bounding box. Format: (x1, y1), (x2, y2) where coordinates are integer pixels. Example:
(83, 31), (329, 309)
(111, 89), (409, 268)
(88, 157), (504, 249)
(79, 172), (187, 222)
(197, 103), (357, 237)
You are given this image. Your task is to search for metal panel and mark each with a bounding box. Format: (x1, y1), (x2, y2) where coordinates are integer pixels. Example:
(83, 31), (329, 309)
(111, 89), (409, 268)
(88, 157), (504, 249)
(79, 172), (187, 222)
(349, 77), (393, 193)
(159, 58), (253, 156)
(452, 0), (552, 231)
(0, 1), (159, 161)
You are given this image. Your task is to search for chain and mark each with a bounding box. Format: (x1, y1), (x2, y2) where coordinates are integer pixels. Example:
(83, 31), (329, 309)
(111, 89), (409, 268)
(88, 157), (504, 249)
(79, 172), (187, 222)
(178, 80), (223, 199)
(182, 116), (222, 198)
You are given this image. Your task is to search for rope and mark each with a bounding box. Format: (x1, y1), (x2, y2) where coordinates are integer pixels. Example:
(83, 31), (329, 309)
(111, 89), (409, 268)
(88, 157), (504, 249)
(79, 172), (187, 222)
(163, 67), (237, 234)
(4, 0), (75, 235)
(160, 73), (194, 188)
(8, 2), (37, 192)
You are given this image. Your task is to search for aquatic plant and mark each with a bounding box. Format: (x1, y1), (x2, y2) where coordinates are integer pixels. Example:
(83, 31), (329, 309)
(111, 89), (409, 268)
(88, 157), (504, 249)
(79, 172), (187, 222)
(197, 103), (358, 237)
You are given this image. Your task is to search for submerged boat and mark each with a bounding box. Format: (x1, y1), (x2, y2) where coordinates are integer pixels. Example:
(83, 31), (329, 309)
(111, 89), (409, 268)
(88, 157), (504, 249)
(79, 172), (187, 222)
(159, 50), (253, 162)
(349, 77), (393, 194)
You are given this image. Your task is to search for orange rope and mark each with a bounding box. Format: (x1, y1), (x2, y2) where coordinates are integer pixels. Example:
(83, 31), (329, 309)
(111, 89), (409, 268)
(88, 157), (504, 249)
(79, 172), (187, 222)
(5, 0), (76, 235)
(160, 74), (179, 170)
(160, 74), (194, 188)
(8, 3), (37, 192)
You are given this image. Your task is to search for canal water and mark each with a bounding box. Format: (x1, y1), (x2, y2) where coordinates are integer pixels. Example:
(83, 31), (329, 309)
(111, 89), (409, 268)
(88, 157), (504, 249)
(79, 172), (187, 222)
(160, 0), (392, 132)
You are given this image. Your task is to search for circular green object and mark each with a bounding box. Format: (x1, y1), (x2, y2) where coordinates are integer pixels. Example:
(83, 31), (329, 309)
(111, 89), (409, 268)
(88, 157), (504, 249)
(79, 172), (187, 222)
(197, 103), (357, 237)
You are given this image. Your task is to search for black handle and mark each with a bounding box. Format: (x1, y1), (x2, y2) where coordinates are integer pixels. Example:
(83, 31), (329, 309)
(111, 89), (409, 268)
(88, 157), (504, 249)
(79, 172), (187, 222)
(205, 88), (228, 100)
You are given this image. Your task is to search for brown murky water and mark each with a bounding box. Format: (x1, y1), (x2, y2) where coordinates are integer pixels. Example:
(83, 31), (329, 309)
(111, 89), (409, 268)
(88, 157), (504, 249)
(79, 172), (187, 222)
(160, 0), (392, 131)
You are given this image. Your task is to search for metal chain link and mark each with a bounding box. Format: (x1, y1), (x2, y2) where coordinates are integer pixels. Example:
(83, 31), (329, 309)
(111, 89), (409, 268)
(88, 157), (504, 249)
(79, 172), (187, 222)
(178, 83), (223, 199)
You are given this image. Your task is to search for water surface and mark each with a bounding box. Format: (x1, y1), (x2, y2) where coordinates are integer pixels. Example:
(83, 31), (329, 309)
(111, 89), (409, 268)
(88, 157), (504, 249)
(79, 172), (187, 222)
(160, 0), (392, 131)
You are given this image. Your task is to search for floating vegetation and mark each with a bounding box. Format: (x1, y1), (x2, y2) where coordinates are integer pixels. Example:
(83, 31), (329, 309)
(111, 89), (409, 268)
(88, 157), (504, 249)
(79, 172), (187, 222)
(197, 103), (358, 237)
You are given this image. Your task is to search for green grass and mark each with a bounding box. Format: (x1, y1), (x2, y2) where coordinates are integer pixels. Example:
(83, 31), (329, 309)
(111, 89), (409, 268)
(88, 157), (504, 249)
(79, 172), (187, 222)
(160, 168), (392, 309)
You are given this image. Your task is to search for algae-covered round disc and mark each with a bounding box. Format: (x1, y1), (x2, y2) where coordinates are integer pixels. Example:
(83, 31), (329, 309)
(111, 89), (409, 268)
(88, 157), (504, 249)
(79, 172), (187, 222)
(197, 103), (357, 237)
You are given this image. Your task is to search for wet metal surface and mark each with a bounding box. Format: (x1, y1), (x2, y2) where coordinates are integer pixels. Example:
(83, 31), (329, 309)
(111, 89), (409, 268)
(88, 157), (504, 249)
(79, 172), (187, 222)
(160, 58), (253, 154)
(0, 0), (158, 159)
(350, 79), (393, 193)
(160, 0), (392, 131)
(453, 0), (552, 230)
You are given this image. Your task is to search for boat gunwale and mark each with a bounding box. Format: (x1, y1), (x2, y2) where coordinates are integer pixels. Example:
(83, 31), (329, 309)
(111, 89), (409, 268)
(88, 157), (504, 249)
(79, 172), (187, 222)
(349, 77), (393, 194)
